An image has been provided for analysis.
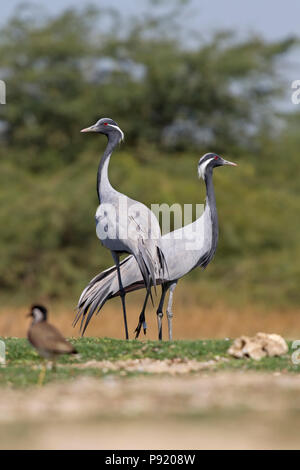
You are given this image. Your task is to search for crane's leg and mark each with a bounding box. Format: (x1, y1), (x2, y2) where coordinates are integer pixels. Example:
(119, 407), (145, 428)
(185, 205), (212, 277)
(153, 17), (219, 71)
(166, 281), (177, 341)
(112, 252), (129, 340)
(135, 289), (150, 339)
(156, 284), (168, 341)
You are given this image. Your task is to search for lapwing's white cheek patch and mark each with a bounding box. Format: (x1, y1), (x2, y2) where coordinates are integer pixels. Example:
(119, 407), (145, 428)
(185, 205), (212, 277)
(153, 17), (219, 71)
(198, 158), (214, 179)
(33, 308), (44, 322)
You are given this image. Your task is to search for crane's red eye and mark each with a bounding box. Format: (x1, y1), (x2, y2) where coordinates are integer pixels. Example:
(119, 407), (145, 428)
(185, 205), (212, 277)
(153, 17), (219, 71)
(104, 123), (108, 126)
(214, 156), (218, 160)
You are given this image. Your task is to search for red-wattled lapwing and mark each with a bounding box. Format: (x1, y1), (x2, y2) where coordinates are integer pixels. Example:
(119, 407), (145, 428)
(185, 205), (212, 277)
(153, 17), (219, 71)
(27, 304), (77, 385)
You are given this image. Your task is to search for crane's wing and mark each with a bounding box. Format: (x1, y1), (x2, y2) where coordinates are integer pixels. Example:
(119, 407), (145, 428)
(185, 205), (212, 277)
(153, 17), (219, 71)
(95, 195), (167, 289)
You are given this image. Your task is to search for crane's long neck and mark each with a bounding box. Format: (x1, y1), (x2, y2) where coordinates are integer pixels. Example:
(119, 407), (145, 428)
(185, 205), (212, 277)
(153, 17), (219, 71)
(97, 134), (120, 202)
(204, 167), (219, 260)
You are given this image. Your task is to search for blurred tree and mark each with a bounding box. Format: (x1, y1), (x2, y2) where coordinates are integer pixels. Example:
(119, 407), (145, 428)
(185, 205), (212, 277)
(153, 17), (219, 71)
(0, 3), (296, 165)
(0, 2), (299, 307)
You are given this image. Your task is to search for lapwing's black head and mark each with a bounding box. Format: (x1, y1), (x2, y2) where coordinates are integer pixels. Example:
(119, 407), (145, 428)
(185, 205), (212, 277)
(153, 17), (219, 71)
(198, 153), (237, 180)
(27, 305), (48, 324)
(80, 117), (124, 142)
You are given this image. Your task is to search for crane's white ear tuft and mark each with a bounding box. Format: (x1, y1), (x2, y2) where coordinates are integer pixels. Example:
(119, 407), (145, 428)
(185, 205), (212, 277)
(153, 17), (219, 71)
(107, 124), (124, 142)
(198, 157), (213, 179)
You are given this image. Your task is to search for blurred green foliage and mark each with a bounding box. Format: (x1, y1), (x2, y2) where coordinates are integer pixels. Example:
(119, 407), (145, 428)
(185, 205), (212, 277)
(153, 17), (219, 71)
(0, 2), (299, 308)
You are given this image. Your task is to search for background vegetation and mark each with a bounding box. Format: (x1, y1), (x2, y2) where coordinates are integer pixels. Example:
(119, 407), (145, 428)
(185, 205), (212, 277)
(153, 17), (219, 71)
(0, 1), (299, 311)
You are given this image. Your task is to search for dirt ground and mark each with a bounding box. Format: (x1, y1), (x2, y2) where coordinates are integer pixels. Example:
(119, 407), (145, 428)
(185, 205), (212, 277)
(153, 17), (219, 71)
(1, 371), (300, 449)
(2, 296), (300, 449)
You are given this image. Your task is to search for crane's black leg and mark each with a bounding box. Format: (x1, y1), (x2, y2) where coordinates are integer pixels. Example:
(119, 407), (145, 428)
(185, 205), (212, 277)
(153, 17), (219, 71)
(135, 289), (150, 339)
(112, 252), (129, 340)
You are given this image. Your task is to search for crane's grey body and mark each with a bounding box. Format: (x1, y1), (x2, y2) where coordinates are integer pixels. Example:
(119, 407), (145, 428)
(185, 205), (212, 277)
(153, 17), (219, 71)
(95, 136), (162, 261)
(78, 118), (166, 339)
(75, 153), (236, 339)
(100, 201), (213, 285)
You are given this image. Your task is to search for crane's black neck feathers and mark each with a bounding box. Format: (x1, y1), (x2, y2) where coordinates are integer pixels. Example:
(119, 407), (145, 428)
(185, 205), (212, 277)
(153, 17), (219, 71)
(97, 132), (120, 202)
(199, 165), (219, 269)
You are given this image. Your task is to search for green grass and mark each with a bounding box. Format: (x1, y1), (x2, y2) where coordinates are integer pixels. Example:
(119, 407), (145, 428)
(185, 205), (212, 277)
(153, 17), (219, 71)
(0, 337), (299, 387)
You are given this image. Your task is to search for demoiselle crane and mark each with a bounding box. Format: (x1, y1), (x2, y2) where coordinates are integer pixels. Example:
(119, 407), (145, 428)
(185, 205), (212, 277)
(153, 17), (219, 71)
(75, 153), (236, 339)
(77, 118), (166, 340)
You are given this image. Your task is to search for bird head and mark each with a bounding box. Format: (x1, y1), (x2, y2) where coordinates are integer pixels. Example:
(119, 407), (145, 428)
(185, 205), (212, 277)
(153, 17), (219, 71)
(198, 153), (237, 180)
(27, 305), (48, 323)
(80, 118), (124, 142)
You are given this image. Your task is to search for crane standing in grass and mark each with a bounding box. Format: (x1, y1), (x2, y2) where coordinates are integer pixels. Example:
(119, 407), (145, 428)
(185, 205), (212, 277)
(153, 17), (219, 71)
(78, 118), (166, 340)
(75, 153), (237, 340)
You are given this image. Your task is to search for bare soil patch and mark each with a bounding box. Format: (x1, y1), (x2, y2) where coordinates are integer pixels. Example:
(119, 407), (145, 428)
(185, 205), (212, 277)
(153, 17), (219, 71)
(73, 357), (218, 374)
(1, 371), (300, 449)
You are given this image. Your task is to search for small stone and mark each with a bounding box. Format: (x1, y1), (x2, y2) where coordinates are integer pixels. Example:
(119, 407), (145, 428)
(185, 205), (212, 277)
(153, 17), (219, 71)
(228, 332), (288, 360)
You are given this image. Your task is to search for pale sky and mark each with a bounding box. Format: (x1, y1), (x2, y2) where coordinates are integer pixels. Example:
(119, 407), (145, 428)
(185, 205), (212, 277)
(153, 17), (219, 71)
(1, 0), (299, 110)
(1, 0), (300, 41)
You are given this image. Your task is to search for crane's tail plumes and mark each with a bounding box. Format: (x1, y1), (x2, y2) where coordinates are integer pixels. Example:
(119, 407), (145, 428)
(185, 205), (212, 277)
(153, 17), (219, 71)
(157, 245), (169, 280)
(73, 256), (146, 335)
(74, 243), (168, 336)
(133, 240), (157, 307)
(135, 240), (168, 294)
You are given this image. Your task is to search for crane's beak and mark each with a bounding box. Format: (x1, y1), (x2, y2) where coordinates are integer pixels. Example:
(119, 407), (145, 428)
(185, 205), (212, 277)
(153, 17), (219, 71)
(223, 159), (237, 166)
(80, 125), (97, 133)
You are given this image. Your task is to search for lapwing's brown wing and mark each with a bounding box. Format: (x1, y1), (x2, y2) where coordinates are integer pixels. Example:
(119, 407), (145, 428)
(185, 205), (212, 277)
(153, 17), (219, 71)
(28, 322), (77, 355)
